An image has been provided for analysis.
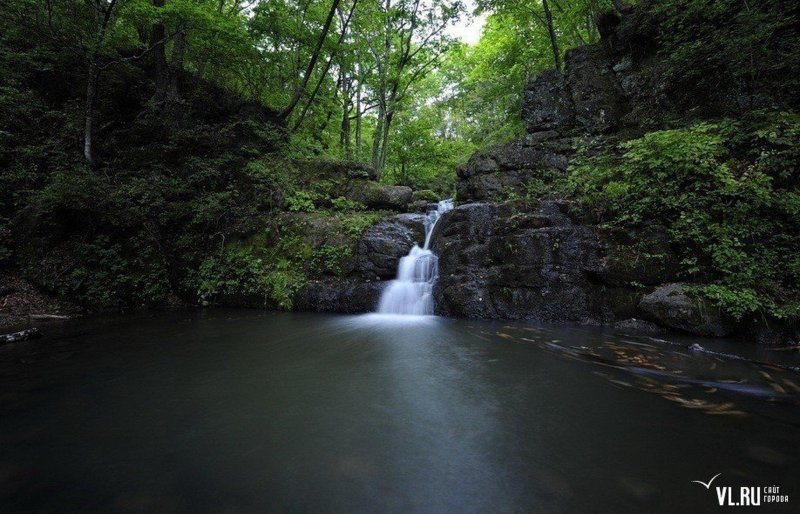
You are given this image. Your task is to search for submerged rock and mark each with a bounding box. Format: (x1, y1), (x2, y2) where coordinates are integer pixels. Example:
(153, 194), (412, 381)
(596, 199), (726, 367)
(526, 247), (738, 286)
(613, 318), (666, 336)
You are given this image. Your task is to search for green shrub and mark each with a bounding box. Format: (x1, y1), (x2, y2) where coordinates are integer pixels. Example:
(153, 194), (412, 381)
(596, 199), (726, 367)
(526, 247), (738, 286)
(331, 196), (366, 212)
(569, 112), (800, 320)
(311, 244), (352, 276)
(194, 246), (306, 310)
(285, 190), (322, 212)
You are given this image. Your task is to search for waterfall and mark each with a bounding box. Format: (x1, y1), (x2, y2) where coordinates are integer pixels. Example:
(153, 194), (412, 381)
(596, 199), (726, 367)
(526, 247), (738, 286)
(376, 199), (454, 315)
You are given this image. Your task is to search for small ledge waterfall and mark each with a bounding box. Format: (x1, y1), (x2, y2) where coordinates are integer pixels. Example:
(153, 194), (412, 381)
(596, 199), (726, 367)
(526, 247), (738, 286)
(376, 199), (454, 315)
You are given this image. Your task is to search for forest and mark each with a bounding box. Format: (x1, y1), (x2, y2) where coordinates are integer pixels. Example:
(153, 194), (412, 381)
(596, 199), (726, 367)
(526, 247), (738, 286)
(1, 0), (799, 341)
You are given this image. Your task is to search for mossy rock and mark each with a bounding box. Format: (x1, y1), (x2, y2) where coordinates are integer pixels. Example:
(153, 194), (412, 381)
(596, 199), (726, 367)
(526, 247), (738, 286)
(345, 180), (412, 211)
(411, 189), (439, 203)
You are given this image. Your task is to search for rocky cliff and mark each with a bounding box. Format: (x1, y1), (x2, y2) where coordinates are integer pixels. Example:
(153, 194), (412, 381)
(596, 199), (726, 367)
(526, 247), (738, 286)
(429, 6), (799, 345)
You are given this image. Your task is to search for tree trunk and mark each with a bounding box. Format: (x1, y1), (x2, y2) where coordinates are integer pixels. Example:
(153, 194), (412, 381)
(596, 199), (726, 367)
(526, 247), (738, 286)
(542, 0), (562, 71)
(152, 0), (168, 101)
(371, 107), (385, 171)
(340, 76), (351, 159)
(292, 0), (357, 131)
(280, 0), (342, 120)
(355, 64), (363, 160)
(378, 110), (392, 175)
(83, 62), (98, 164)
(168, 21), (187, 100)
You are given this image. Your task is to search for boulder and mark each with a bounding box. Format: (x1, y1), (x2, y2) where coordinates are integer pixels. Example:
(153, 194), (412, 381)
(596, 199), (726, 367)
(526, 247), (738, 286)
(294, 278), (385, 313)
(353, 214), (425, 280)
(411, 189), (439, 203)
(408, 200), (430, 213)
(345, 180), (413, 211)
(638, 283), (734, 337)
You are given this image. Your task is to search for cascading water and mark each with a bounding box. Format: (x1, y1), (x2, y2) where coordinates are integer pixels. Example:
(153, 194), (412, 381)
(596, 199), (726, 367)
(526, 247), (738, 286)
(376, 199), (454, 315)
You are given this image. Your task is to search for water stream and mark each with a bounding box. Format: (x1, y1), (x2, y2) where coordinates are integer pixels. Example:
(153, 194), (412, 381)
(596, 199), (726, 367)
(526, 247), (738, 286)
(376, 199), (453, 315)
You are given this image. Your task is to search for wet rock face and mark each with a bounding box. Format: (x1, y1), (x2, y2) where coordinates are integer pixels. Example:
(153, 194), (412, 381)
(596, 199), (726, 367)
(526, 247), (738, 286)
(294, 279), (385, 313)
(638, 283), (735, 337)
(521, 45), (628, 135)
(354, 214), (426, 280)
(432, 201), (636, 322)
(430, 200), (694, 325)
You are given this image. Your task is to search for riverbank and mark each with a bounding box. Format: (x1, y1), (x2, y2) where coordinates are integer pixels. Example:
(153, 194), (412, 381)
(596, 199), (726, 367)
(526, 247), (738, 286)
(0, 273), (82, 330)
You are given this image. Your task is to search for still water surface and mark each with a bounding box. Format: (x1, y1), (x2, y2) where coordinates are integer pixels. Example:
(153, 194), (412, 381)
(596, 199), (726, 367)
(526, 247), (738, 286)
(1, 310), (799, 512)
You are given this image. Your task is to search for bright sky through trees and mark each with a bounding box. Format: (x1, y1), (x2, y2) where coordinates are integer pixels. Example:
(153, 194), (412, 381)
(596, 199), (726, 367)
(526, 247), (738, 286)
(448, 1), (487, 44)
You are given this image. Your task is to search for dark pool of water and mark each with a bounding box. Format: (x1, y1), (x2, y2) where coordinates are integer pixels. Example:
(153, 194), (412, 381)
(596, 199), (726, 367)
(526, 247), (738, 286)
(1, 310), (799, 513)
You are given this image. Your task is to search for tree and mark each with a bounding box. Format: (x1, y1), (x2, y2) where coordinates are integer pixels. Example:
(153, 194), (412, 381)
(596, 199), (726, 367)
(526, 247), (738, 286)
(361, 0), (464, 175)
(279, 0), (342, 120)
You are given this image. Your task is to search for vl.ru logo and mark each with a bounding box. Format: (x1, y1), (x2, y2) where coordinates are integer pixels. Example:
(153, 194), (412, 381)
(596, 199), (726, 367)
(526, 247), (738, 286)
(691, 473), (790, 507)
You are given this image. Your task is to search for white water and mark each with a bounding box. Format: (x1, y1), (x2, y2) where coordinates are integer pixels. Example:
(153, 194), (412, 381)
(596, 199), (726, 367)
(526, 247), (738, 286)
(376, 199), (454, 315)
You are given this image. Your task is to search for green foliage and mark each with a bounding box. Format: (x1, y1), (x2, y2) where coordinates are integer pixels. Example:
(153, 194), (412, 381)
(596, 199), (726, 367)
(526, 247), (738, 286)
(647, 0), (800, 110)
(412, 189), (439, 203)
(331, 196), (366, 211)
(570, 112), (800, 320)
(492, 169), (571, 211)
(311, 244), (353, 276)
(285, 190), (322, 212)
(339, 211), (381, 239)
(195, 246), (306, 310)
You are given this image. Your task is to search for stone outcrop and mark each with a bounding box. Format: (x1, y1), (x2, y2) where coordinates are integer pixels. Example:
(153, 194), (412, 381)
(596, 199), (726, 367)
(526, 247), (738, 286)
(354, 214), (426, 280)
(458, 21), (644, 203)
(430, 201), (739, 338)
(521, 69), (574, 132)
(638, 283), (735, 337)
(432, 200), (662, 323)
(456, 131), (572, 201)
(345, 180), (413, 211)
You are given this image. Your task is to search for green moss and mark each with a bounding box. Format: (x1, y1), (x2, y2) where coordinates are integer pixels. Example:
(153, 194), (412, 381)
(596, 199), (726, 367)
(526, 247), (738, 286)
(412, 189), (439, 203)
